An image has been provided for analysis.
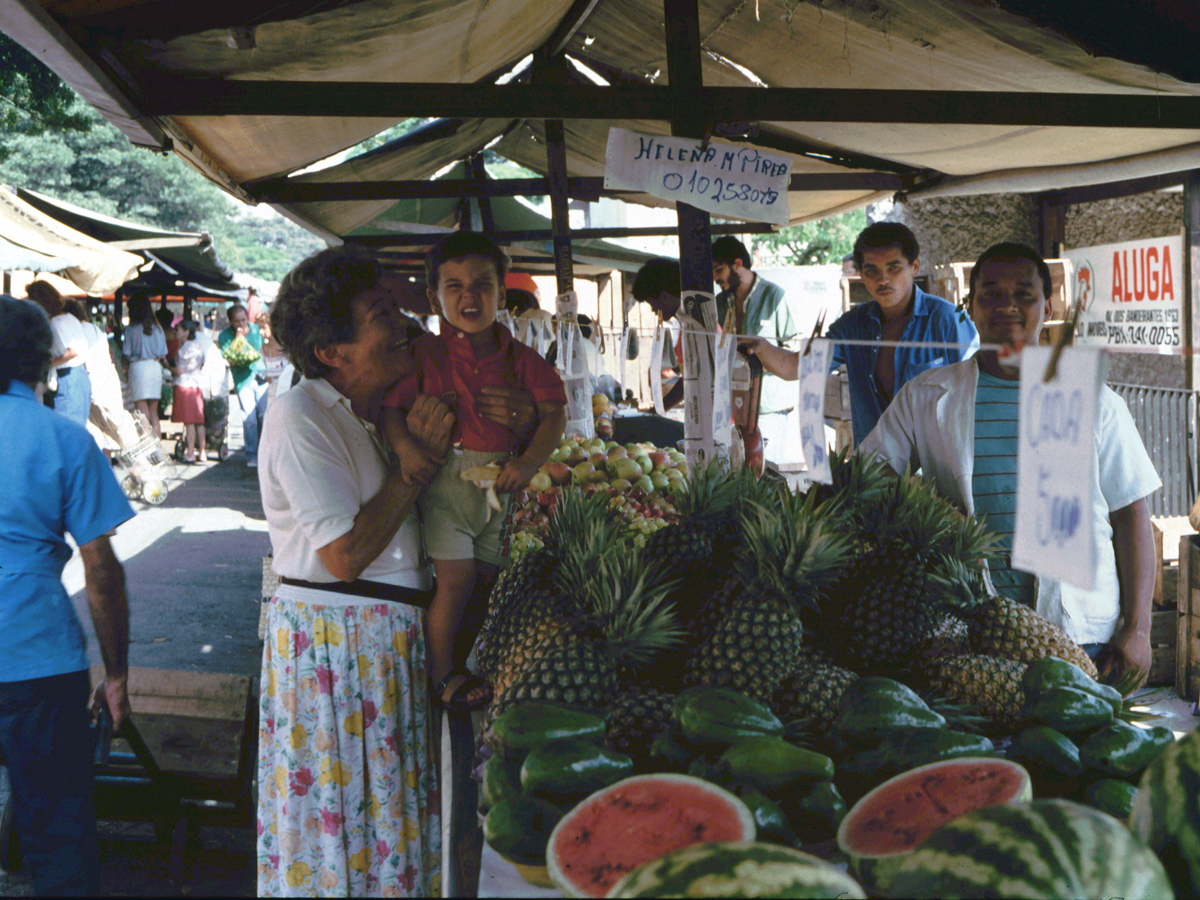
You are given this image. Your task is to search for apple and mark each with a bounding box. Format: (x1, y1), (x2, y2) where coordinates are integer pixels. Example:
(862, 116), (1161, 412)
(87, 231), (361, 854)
(585, 450), (606, 469)
(587, 468), (609, 484)
(529, 471), (553, 492)
(648, 450), (671, 471)
(566, 444), (589, 466)
(582, 438), (607, 453)
(649, 471), (671, 490)
(606, 445), (629, 461)
(572, 461), (596, 484)
(545, 461), (572, 486)
(633, 455), (653, 475)
(665, 466), (685, 481)
(634, 474), (655, 494)
(549, 446), (571, 464)
(604, 440), (618, 450)
(609, 478), (632, 492)
(613, 458), (644, 482)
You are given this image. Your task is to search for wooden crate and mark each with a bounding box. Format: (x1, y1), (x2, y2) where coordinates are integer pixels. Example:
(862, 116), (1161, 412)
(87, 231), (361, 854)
(1149, 609), (1177, 686)
(1176, 535), (1200, 701)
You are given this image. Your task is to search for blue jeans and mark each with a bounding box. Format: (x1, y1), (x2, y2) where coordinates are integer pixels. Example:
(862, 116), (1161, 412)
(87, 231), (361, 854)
(235, 378), (269, 461)
(53, 365), (92, 428)
(0, 670), (98, 895)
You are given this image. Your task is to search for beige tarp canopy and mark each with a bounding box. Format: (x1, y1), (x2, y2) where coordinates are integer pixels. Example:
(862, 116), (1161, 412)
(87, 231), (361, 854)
(0, 186), (143, 295)
(6, 0), (1200, 239)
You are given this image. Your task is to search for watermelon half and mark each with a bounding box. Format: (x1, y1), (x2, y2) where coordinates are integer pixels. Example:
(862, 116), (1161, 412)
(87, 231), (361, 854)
(836, 756), (1032, 896)
(545, 773), (756, 898)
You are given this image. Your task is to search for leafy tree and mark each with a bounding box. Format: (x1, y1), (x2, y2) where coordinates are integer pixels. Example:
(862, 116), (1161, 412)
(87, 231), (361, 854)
(0, 32), (91, 142)
(752, 208), (866, 267)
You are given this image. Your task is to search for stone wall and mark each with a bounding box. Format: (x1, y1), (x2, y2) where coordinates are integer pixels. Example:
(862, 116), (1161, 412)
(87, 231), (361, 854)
(869, 191), (1187, 387)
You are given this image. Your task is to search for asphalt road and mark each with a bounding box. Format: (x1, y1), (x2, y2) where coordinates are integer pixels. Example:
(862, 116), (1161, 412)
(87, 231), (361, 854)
(1, 423), (268, 897)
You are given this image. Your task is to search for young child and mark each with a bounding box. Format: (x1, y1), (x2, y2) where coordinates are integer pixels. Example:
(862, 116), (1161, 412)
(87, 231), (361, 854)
(382, 232), (567, 709)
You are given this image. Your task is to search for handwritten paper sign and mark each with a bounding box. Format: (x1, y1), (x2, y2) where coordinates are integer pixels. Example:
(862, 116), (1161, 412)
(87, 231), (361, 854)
(1011, 347), (1102, 591)
(604, 127), (792, 226)
(649, 323), (667, 416)
(797, 339), (832, 483)
(556, 291), (594, 440)
(679, 291), (732, 468)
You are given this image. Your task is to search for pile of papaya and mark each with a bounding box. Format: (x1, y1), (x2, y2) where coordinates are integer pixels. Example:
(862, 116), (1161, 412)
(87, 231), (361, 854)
(1006, 657), (1175, 820)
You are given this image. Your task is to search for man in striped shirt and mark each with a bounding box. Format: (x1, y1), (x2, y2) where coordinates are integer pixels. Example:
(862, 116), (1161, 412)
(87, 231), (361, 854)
(860, 243), (1161, 689)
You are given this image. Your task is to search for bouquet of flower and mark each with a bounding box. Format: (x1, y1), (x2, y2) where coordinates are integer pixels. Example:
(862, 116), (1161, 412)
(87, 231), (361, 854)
(221, 334), (261, 367)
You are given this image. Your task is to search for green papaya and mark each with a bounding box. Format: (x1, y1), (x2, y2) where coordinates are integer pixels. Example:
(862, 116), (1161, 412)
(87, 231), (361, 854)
(1083, 778), (1138, 820)
(1021, 657), (1123, 715)
(647, 728), (693, 773)
(1024, 685), (1114, 732)
(670, 686), (711, 724)
(1006, 726), (1085, 778)
(481, 754), (522, 810)
(736, 786), (802, 847)
(784, 779), (847, 844)
(488, 702), (606, 758)
(1079, 721), (1163, 779)
(892, 729), (995, 770)
(838, 676), (934, 711)
(483, 795), (563, 865)
(716, 736), (835, 793)
(1142, 724), (1177, 757)
(831, 701), (947, 747)
(678, 687), (784, 747)
(519, 739), (633, 803)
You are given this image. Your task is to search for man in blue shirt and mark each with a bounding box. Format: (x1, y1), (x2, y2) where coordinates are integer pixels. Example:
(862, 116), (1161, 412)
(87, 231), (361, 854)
(741, 223), (978, 447)
(0, 295), (134, 895)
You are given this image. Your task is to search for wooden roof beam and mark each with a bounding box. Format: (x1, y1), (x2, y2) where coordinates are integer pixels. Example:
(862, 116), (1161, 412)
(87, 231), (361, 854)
(139, 79), (1200, 128)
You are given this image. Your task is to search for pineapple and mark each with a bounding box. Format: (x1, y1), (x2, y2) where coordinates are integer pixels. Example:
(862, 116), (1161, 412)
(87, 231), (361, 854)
(489, 541), (683, 720)
(921, 614), (971, 660)
(923, 653), (1027, 734)
(814, 474), (998, 670)
(965, 595), (1099, 678)
(684, 488), (854, 702)
(770, 646), (859, 740)
(641, 458), (735, 572)
(604, 685), (675, 765)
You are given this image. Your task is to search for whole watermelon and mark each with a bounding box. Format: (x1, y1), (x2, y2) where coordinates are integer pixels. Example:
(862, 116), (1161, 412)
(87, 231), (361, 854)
(886, 799), (1173, 899)
(1130, 726), (1197, 897)
(606, 841), (866, 898)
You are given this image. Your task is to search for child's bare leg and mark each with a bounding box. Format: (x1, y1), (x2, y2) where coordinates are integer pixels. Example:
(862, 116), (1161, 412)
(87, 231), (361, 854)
(427, 558), (489, 704)
(453, 561), (501, 668)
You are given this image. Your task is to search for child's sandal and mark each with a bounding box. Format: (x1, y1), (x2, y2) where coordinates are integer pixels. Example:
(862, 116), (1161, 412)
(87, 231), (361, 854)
(432, 669), (492, 711)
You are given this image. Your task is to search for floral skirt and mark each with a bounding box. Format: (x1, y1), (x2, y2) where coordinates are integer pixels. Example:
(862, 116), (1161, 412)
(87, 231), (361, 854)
(256, 592), (441, 897)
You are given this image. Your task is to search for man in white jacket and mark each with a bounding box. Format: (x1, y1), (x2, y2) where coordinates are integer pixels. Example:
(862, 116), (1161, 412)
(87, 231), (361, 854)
(860, 242), (1160, 689)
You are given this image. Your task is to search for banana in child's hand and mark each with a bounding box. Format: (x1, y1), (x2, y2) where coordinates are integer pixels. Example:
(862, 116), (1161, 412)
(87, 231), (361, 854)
(460, 464), (504, 521)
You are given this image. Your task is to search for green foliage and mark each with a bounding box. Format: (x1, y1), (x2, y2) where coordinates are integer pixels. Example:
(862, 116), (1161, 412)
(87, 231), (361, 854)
(753, 208), (867, 267)
(0, 33), (92, 138)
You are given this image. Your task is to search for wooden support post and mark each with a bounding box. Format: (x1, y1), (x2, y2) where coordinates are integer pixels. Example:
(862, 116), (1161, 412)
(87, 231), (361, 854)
(665, 0), (713, 293)
(1036, 192), (1066, 261)
(533, 53), (575, 296)
(1183, 171), (1200, 393)
(467, 154), (496, 234)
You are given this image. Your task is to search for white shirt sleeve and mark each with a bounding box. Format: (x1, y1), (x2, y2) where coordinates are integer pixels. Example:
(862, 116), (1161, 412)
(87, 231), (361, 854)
(1097, 387), (1162, 512)
(49, 314), (89, 362)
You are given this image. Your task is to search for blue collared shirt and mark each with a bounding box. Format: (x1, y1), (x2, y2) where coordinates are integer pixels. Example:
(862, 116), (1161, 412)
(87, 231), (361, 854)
(828, 285), (979, 446)
(0, 381), (134, 681)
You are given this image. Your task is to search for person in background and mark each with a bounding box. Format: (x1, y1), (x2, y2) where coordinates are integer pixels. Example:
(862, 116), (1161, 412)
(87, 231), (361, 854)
(25, 281), (92, 427)
(382, 232), (565, 710)
(257, 246), (455, 896)
(505, 271), (541, 307)
(62, 299), (138, 457)
(256, 309), (290, 402)
(860, 242), (1160, 689)
(170, 318), (208, 463)
(631, 257), (686, 410)
(122, 294), (169, 439)
(711, 236), (797, 463)
(156, 306), (179, 368)
(503, 287), (539, 318)
(741, 222), (978, 447)
(0, 295), (133, 895)
(218, 303), (267, 468)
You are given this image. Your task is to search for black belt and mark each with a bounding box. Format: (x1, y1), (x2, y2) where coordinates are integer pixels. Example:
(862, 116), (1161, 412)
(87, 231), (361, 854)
(56, 366), (73, 377)
(279, 576), (433, 609)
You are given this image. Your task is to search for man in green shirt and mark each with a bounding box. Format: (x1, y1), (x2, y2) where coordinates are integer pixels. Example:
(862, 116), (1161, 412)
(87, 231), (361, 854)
(217, 303), (266, 467)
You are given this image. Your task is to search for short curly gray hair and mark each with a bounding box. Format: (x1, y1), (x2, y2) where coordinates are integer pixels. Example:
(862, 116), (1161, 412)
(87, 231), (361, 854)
(0, 295), (52, 393)
(271, 246), (385, 379)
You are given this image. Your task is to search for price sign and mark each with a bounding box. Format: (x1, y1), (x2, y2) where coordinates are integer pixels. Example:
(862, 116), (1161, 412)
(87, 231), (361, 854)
(797, 339), (832, 483)
(649, 324), (667, 415)
(605, 127), (792, 226)
(1011, 347), (1102, 591)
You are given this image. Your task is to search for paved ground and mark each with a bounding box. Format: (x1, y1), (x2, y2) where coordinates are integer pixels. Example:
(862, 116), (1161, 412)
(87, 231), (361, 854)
(0, 421), (267, 897)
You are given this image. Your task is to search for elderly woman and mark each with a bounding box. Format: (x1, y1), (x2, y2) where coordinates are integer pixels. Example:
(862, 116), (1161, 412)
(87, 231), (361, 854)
(257, 246), (539, 897)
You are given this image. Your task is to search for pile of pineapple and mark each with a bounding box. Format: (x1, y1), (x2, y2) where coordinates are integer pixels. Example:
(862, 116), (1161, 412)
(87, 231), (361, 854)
(476, 451), (1101, 761)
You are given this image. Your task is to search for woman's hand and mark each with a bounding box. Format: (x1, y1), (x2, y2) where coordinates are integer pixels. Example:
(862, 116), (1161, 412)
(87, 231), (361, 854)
(406, 394), (456, 461)
(477, 385), (537, 435)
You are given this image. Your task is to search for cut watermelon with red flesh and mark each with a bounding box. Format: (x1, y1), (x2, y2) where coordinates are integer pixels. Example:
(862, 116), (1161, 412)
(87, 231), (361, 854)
(546, 774), (756, 899)
(837, 757), (1032, 897)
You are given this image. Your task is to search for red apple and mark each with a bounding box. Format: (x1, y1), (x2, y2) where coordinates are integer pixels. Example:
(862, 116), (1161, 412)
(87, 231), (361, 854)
(545, 461), (572, 486)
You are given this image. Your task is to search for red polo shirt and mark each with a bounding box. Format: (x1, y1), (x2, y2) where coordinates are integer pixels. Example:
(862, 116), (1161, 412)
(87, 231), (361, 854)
(383, 321), (566, 454)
